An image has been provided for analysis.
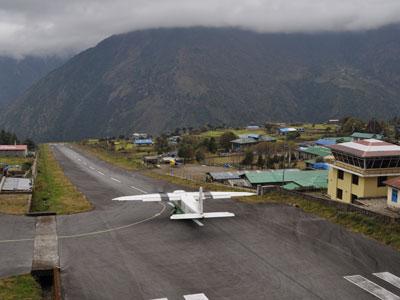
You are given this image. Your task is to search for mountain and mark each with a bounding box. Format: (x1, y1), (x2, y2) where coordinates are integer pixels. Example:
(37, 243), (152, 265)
(2, 26), (400, 141)
(0, 56), (65, 107)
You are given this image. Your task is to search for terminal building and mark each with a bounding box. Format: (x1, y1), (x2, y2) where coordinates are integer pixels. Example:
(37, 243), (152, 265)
(327, 139), (400, 203)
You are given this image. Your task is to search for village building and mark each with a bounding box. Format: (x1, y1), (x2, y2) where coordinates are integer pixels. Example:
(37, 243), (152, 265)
(297, 146), (332, 160)
(277, 127), (298, 135)
(134, 138), (153, 146)
(314, 137), (352, 147)
(384, 177), (400, 210)
(327, 139), (400, 203)
(246, 125), (260, 130)
(350, 132), (384, 141)
(243, 169), (328, 190)
(0, 145), (28, 157)
(230, 135), (276, 152)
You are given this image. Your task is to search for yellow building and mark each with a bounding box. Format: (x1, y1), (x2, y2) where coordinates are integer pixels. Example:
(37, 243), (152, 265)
(327, 139), (400, 203)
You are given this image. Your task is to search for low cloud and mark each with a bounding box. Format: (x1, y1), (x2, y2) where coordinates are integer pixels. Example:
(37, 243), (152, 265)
(1, 0), (400, 58)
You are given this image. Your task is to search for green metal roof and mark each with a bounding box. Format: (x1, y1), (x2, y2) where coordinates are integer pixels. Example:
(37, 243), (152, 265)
(281, 182), (301, 190)
(245, 169), (328, 189)
(300, 146), (332, 157)
(350, 132), (383, 139)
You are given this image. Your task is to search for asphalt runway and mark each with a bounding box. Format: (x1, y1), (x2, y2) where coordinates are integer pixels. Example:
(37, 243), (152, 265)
(2, 143), (400, 299)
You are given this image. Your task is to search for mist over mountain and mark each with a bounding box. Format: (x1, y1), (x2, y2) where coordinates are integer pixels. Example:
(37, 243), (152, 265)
(1, 26), (400, 141)
(0, 56), (65, 107)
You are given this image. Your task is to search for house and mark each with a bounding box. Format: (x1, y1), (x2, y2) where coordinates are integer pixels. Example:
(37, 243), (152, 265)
(298, 146), (332, 160)
(231, 138), (260, 151)
(350, 132), (384, 141)
(132, 133), (148, 140)
(384, 177), (400, 210)
(143, 156), (160, 165)
(315, 137), (352, 147)
(168, 136), (180, 144)
(207, 171), (252, 187)
(0, 145), (28, 157)
(231, 135), (276, 151)
(246, 125), (260, 130)
(134, 139), (153, 146)
(278, 128), (298, 135)
(243, 169), (328, 190)
(327, 139), (400, 203)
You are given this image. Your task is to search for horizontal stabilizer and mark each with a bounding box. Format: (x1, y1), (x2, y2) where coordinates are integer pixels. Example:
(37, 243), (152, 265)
(202, 212), (235, 218)
(170, 213), (203, 220)
(170, 212), (235, 220)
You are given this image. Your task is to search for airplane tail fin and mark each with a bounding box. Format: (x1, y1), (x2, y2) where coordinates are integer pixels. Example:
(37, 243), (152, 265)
(198, 186), (204, 214)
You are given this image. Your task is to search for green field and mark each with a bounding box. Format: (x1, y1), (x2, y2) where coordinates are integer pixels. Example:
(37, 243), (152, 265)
(0, 274), (42, 300)
(195, 123), (336, 142)
(0, 194), (31, 215)
(32, 144), (93, 214)
(196, 128), (266, 138)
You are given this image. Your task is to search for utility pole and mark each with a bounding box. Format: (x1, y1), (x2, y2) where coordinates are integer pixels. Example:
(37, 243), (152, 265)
(282, 140), (286, 186)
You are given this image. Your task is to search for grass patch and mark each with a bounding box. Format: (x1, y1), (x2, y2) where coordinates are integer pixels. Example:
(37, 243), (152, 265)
(196, 129), (266, 138)
(0, 157), (33, 166)
(146, 171), (400, 251)
(32, 144), (92, 214)
(0, 274), (42, 300)
(76, 143), (149, 171)
(0, 194), (31, 215)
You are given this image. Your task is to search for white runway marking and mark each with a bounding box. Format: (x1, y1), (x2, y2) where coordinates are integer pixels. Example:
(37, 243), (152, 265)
(344, 275), (400, 300)
(374, 272), (400, 290)
(89, 166), (95, 170)
(59, 203), (166, 239)
(129, 185), (147, 194)
(150, 293), (209, 300)
(0, 237), (34, 244)
(97, 171), (105, 176)
(111, 177), (121, 183)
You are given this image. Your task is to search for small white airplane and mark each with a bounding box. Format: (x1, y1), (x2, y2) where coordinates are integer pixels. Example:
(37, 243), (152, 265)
(113, 187), (255, 226)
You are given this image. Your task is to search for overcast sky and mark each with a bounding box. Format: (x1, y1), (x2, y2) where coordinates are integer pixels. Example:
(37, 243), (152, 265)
(1, 0), (400, 58)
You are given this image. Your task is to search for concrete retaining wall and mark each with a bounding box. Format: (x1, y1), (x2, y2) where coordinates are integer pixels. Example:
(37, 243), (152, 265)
(31, 214), (61, 299)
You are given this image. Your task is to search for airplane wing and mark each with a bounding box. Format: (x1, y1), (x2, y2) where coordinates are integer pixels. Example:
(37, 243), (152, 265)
(112, 193), (182, 202)
(113, 191), (255, 202)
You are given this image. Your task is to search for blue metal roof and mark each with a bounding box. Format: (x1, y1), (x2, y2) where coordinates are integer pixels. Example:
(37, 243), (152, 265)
(311, 162), (329, 170)
(315, 138), (337, 146)
(134, 139), (153, 145)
